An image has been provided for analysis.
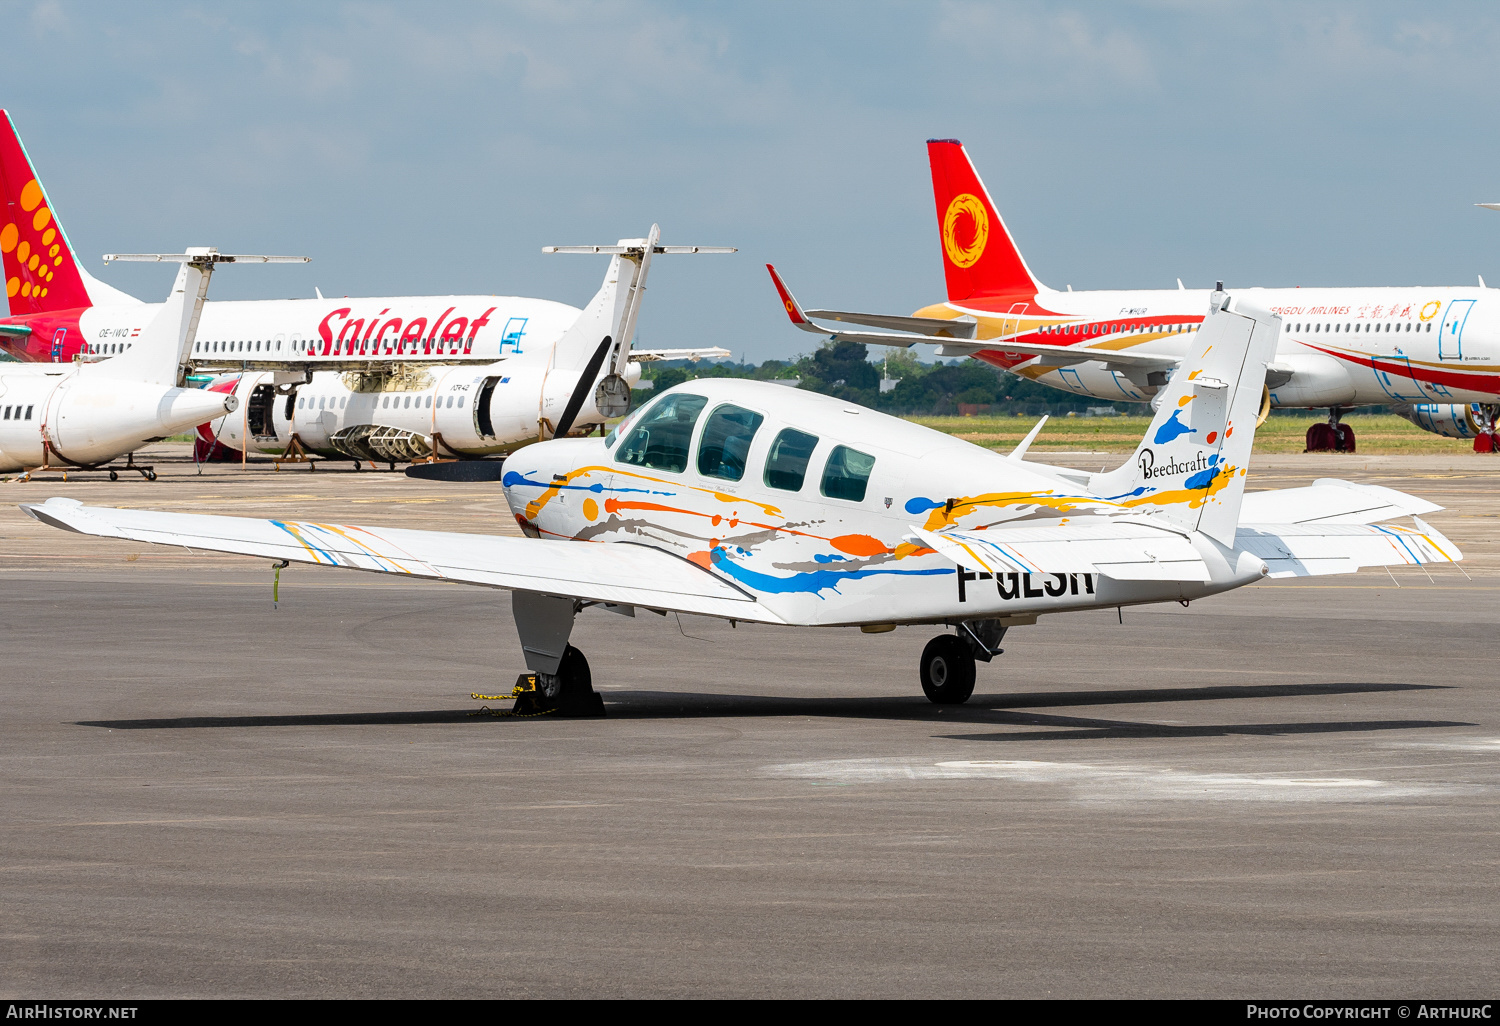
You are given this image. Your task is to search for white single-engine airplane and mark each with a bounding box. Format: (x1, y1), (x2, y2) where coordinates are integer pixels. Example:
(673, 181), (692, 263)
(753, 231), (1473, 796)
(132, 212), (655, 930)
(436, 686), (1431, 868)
(24, 291), (1460, 713)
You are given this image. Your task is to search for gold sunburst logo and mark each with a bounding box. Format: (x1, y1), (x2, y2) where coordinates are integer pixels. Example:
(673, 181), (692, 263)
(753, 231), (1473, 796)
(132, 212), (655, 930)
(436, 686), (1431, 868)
(942, 193), (989, 269)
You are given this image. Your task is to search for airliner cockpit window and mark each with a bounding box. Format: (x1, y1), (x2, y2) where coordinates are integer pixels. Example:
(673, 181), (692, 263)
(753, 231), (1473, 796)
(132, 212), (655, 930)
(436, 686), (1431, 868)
(614, 393), (708, 473)
(697, 404), (764, 482)
(763, 428), (819, 492)
(820, 445), (876, 502)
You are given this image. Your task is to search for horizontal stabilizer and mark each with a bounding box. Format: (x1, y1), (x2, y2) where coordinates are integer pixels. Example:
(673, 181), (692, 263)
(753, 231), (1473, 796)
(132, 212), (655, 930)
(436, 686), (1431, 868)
(910, 520), (1210, 582)
(1238, 479), (1442, 526)
(22, 498), (779, 622)
(544, 245), (735, 255)
(1236, 519), (1462, 578)
(104, 252), (310, 264)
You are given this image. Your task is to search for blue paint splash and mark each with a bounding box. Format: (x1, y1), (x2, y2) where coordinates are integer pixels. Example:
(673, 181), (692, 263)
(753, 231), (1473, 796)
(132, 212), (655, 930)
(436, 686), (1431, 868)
(905, 497), (944, 515)
(501, 470), (665, 495)
(1153, 409), (1196, 444)
(1183, 467), (1221, 490)
(709, 546), (952, 596)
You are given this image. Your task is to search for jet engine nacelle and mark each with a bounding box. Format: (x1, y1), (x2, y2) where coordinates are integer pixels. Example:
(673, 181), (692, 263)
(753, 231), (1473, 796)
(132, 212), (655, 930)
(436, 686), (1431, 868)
(1266, 353), (1357, 408)
(1393, 402), (1482, 440)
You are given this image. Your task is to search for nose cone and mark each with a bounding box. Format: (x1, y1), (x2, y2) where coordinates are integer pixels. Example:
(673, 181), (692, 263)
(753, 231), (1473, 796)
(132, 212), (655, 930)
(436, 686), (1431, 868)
(500, 437), (601, 527)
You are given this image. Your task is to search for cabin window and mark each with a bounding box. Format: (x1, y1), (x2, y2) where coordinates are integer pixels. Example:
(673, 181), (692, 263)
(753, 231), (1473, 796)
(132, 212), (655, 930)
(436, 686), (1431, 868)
(340, 397), (347, 409)
(821, 445), (876, 502)
(614, 392), (707, 473)
(25, 405), (32, 419)
(3, 407), (10, 419)
(697, 403), (764, 482)
(458, 396), (465, 408)
(763, 428), (819, 492)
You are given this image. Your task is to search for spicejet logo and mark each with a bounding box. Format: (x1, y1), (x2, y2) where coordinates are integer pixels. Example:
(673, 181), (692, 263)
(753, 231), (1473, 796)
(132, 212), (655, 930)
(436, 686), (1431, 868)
(942, 193), (988, 269)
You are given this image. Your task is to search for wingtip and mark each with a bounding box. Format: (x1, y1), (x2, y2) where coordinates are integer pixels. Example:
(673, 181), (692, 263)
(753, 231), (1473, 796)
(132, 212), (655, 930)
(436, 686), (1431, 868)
(765, 264), (807, 324)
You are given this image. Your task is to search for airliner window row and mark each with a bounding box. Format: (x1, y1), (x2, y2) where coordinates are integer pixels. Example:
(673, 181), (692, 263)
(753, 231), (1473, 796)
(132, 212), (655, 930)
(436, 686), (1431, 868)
(1285, 321), (1431, 334)
(1038, 323), (1194, 335)
(2, 405), (34, 420)
(85, 343), (133, 354)
(293, 394), (466, 411)
(193, 340), (284, 354)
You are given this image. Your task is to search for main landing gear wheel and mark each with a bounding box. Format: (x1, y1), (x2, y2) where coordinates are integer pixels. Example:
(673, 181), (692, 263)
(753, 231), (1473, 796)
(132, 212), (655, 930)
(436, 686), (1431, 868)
(920, 635), (976, 705)
(1305, 409), (1355, 453)
(513, 645), (606, 718)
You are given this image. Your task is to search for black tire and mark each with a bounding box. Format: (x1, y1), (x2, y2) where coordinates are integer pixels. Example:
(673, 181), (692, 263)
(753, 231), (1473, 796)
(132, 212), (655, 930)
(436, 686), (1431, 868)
(554, 646), (606, 717)
(144, 470), (157, 481)
(109, 471), (118, 481)
(920, 634), (976, 704)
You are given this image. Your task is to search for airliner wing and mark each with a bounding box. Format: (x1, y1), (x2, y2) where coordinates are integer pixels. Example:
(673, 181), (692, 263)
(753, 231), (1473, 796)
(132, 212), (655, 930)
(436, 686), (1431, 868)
(910, 521), (1211, 582)
(21, 498), (779, 622)
(766, 263), (1176, 369)
(1235, 519), (1462, 578)
(631, 348), (733, 362)
(1238, 479), (1441, 525)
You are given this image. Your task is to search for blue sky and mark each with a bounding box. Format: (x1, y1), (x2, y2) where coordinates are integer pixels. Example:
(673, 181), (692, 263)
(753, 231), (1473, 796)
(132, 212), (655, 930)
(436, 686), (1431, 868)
(10, 1), (1500, 361)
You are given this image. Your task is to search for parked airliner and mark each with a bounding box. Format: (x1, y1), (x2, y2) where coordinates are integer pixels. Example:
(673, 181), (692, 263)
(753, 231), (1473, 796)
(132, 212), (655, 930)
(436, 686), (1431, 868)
(773, 139), (1500, 452)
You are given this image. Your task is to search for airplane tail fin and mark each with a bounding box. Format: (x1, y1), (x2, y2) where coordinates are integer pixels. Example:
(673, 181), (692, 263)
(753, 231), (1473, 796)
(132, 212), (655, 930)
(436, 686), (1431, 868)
(540, 227), (734, 435)
(0, 109), (97, 315)
(95, 249), (308, 386)
(1090, 290), (1280, 545)
(926, 138), (1045, 302)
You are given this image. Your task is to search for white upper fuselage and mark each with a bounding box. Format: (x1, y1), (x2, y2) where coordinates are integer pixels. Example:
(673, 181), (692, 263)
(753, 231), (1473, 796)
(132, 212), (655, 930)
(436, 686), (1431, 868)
(74, 294), (580, 363)
(919, 285), (1498, 406)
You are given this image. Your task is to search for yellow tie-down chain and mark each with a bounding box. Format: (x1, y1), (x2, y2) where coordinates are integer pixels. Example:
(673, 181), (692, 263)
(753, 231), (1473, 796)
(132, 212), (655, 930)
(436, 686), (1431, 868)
(469, 674), (555, 718)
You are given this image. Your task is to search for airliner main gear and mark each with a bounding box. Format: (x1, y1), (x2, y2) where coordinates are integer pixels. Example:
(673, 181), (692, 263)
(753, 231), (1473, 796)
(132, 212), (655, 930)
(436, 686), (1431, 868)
(920, 635), (977, 705)
(1305, 407), (1355, 453)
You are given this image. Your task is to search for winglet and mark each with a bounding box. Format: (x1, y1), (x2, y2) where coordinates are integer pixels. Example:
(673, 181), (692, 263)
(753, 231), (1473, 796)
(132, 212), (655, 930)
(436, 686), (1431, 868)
(766, 264), (813, 327)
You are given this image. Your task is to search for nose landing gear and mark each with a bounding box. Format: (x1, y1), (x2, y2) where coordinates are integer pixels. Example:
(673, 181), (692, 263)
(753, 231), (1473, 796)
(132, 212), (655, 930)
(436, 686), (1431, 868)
(1305, 407), (1355, 453)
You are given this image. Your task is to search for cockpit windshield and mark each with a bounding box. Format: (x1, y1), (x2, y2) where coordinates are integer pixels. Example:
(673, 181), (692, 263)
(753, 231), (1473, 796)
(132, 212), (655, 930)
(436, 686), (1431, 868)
(613, 393), (708, 472)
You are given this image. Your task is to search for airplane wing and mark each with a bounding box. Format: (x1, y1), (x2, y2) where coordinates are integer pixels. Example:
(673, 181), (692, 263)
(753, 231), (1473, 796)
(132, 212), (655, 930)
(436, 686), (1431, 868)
(766, 264), (1176, 369)
(630, 347), (732, 363)
(21, 498), (782, 623)
(1238, 479), (1441, 525)
(909, 520), (1211, 582)
(1235, 519), (1462, 578)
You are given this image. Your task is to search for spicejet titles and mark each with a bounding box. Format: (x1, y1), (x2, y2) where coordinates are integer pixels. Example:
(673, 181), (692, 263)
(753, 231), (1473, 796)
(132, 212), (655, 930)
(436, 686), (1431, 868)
(314, 305), (499, 356)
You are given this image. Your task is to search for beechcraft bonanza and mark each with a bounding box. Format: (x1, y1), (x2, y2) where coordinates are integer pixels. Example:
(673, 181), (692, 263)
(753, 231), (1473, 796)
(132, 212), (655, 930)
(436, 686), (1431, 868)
(196, 225), (733, 468)
(24, 291), (1461, 713)
(771, 138), (1500, 453)
(0, 108), (727, 461)
(0, 248), (296, 478)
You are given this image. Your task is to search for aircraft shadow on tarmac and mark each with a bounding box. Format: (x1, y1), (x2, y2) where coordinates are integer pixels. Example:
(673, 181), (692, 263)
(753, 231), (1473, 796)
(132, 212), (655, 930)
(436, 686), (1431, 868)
(76, 681), (1471, 740)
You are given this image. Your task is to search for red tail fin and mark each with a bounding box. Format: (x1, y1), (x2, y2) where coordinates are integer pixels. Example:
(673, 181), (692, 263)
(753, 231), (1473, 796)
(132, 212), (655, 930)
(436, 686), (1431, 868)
(1, 110), (91, 316)
(927, 138), (1043, 302)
